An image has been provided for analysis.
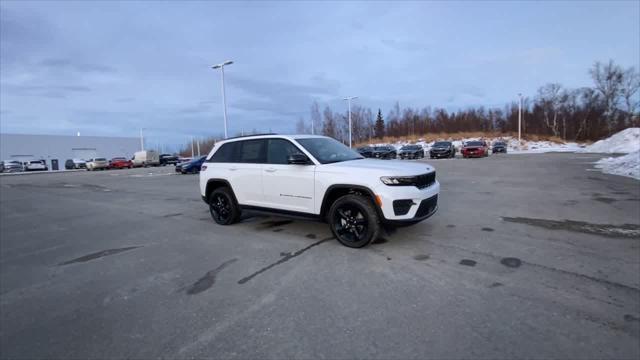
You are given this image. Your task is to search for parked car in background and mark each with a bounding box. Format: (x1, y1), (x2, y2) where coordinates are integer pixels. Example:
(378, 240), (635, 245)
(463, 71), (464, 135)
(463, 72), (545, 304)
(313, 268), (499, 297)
(429, 141), (456, 159)
(0, 161), (4, 173)
(71, 159), (87, 169)
(109, 157), (133, 169)
(356, 146), (374, 158)
(176, 156), (206, 174)
(371, 146), (397, 159)
(24, 160), (47, 171)
(398, 145), (425, 159)
(461, 141), (489, 158)
(132, 150), (160, 167)
(492, 141), (508, 154)
(2, 160), (23, 172)
(86, 158), (109, 170)
(160, 154), (179, 166)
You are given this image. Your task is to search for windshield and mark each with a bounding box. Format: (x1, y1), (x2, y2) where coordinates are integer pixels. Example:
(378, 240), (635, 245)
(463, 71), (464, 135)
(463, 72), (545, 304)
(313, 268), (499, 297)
(373, 146), (390, 151)
(401, 145), (420, 150)
(296, 137), (363, 164)
(433, 142), (451, 147)
(95, 158), (107, 161)
(465, 141), (484, 147)
(29, 161), (41, 164)
(112, 157), (126, 161)
(494, 142), (506, 146)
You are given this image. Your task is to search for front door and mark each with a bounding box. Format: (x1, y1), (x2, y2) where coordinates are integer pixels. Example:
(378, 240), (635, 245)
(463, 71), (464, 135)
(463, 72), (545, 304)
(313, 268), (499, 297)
(262, 139), (315, 213)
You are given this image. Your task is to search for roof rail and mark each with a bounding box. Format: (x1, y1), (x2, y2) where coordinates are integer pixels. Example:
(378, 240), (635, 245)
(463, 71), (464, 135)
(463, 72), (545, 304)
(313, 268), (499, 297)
(224, 133), (278, 140)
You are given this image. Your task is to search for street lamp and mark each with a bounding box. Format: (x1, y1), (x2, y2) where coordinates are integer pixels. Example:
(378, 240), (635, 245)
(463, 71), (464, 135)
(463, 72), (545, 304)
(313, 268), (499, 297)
(517, 93), (523, 149)
(211, 60), (233, 139)
(139, 128), (145, 151)
(343, 96), (358, 147)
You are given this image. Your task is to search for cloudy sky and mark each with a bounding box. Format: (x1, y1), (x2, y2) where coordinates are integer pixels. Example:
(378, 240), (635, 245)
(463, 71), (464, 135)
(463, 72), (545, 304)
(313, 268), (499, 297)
(1, 1), (638, 147)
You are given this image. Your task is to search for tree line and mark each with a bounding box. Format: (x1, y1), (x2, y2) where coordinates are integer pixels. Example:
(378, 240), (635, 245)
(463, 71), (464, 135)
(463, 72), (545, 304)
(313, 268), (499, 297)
(296, 60), (639, 143)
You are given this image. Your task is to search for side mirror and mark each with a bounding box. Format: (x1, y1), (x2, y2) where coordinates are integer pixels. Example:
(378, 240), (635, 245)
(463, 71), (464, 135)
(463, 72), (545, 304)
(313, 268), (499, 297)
(287, 154), (310, 165)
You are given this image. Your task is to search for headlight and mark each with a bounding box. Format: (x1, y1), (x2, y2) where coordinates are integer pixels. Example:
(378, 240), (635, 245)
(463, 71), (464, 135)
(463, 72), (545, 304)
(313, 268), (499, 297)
(380, 176), (414, 186)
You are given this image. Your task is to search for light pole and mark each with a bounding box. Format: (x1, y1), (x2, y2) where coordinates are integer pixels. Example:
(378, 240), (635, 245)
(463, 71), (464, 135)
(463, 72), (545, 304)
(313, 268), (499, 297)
(190, 136), (195, 158)
(211, 60), (233, 139)
(518, 93), (523, 149)
(139, 128), (145, 151)
(343, 96), (358, 147)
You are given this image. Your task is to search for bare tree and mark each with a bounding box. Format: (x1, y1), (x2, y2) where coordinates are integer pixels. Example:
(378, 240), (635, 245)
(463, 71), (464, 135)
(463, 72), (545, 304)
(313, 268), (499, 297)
(536, 83), (563, 138)
(322, 106), (337, 139)
(621, 67), (640, 124)
(590, 60), (624, 134)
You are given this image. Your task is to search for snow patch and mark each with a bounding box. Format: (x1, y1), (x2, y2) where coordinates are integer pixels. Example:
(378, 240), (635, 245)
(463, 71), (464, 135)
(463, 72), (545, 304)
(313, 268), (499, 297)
(594, 151), (640, 180)
(580, 128), (640, 154)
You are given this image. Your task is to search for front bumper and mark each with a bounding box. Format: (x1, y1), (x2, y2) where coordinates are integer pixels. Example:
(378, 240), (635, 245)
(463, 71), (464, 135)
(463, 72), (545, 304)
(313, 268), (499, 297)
(373, 180), (440, 223)
(430, 150), (452, 158)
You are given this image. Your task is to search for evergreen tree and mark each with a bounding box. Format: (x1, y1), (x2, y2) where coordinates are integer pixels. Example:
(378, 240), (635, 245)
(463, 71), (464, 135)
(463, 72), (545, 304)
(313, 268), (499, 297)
(374, 109), (385, 139)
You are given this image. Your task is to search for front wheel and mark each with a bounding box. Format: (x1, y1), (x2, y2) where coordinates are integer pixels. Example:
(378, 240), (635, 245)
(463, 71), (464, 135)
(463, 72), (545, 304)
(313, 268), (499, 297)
(328, 194), (380, 248)
(209, 187), (241, 225)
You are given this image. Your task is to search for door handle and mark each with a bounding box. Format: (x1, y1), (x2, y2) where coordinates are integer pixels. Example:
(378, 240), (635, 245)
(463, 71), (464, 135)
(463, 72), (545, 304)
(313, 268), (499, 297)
(265, 168), (277, 173)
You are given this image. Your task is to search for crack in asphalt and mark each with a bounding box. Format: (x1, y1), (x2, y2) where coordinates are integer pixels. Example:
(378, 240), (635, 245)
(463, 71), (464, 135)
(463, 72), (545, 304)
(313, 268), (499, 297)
(237, 237), (334, 284)
(502, 216), (640, 239)
(57, 246), (141, 266)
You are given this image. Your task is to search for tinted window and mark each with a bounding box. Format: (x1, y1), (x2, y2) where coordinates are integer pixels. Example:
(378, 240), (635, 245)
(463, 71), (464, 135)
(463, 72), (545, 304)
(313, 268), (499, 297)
(267, 139), (304, 165)
(209, 142), (239, 163)
(434, 142), (451, 147)
(466, 141), (484, 146)
(239, 139), (266, 163)
(296, 137), (363, 164)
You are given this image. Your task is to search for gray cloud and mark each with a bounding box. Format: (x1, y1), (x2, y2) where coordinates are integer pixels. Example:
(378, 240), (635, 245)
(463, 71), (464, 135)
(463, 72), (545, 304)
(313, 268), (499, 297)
(2, 83), (91, 98)
(39, 58), (117, 74)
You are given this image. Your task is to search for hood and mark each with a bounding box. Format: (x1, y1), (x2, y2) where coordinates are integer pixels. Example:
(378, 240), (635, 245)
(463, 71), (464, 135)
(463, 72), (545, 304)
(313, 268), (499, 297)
(322, 159), (434, 176)
(431, 146), (450, 150)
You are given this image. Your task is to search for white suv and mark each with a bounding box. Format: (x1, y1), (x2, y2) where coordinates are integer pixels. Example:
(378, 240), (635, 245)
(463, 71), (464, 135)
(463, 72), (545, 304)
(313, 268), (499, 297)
(199, 134), (440, 248)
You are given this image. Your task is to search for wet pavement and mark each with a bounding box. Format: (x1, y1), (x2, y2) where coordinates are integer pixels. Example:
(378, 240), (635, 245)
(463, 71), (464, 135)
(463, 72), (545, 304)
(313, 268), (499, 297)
(1, 153), (639, 359)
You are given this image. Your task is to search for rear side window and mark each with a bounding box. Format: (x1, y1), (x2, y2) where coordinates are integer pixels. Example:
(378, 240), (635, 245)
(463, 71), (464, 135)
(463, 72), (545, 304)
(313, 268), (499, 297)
(239, 140), (266, 163)
(209, 142), (240, 163)
(267, 139), (304, 164)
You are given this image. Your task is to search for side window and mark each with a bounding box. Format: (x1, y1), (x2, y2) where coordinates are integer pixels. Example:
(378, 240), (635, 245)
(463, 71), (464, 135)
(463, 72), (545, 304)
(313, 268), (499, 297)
(239, 139), (266, 163)
(267, 139), (304, 165)
(209, 142), (239, 163)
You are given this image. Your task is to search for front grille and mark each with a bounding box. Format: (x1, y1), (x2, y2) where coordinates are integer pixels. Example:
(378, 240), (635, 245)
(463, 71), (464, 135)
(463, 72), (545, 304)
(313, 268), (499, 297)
(393, 199), (414, 216)
(415, 195), (438, 218)
(413, 172), (436, 189)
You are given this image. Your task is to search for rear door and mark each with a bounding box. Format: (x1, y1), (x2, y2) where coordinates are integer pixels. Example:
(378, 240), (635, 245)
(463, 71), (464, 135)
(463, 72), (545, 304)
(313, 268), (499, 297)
(231, 139), (267, 206)
(261, 139), (315, 213)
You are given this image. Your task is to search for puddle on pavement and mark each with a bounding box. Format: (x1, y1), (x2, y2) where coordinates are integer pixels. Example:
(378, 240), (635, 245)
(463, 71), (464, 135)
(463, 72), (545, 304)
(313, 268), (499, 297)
(459, 259), (476, 267)
(185, 258), (237, 295)
(502, 217), (640, 239)
(481, 227), (494, 232)
(500, 257), (522, 268)
(413, 254), (430, 261)
(260, 220), (294, 228)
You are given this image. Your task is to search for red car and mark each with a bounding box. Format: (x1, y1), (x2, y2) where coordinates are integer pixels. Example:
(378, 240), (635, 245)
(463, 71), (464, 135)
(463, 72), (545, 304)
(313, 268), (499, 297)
(109, 157), (133, 169)
(461, 140), (489, 158)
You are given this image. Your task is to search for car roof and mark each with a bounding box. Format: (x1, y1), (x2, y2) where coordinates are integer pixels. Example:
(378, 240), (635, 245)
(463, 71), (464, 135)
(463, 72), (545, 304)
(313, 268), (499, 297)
(215, 134), (328, 146)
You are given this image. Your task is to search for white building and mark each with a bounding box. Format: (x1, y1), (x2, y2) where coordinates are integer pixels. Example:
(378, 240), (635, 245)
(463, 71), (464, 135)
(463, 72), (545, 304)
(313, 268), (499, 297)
(0, 133), (140, 170)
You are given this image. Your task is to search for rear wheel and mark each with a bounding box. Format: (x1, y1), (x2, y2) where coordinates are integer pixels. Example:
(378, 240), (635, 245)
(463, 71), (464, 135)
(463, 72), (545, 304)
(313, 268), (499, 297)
(209, 187), (241, 225)
(328, 194), (380, 248)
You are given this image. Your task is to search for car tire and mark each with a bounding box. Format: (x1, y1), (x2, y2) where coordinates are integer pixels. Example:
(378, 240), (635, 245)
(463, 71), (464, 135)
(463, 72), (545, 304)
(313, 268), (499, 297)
(328, 194), (380, 248)
(209, 187), (241, 225)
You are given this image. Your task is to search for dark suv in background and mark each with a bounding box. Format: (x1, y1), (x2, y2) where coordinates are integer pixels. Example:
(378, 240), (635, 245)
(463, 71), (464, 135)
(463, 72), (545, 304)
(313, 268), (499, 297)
(160, 154), (179, 166)
(429, 141), (456, 158)
(398, 145), (425, 159)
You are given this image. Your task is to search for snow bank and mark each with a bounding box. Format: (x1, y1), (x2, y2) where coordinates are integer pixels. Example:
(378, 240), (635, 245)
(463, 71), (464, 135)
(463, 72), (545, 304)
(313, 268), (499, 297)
(581, 128), (640, 154)
(594, 151), (640, 180)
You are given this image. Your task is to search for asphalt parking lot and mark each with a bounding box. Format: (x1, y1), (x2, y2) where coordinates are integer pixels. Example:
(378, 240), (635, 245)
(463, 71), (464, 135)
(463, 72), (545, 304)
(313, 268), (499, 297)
(1, 153), (639, 359)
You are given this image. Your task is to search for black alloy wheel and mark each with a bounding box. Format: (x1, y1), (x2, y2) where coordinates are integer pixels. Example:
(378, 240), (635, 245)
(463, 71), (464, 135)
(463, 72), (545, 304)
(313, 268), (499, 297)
(209, 187), (240, 225)
(329, 194), (380, 248)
